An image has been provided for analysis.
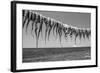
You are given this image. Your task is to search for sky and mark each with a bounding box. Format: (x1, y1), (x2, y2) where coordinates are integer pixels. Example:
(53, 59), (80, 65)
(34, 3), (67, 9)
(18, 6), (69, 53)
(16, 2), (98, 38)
(22, 10), (91, 48)
(32, 10), (91, 28)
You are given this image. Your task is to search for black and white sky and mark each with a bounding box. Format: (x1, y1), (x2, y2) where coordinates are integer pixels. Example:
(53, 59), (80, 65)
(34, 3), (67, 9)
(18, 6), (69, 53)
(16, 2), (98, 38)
(23, 10), (91, 48)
